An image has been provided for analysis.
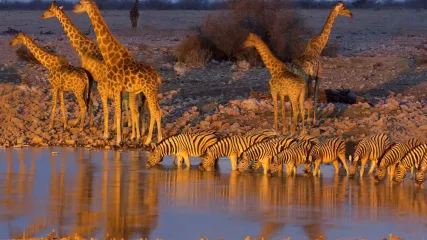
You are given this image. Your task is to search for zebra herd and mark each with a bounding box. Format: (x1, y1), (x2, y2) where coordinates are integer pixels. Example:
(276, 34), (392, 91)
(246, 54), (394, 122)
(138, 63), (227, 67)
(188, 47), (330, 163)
(145, 130), (427, 186)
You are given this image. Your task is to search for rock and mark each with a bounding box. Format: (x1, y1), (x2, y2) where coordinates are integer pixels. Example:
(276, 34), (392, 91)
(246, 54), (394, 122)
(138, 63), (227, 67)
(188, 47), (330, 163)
(17, 137), (26, 145)
(241, 99), (259, 111)
(65, 139), (76, 145)
(211, 121), (222, 129)
(32, 136), (43, 145)
(230, 123), (240, 132)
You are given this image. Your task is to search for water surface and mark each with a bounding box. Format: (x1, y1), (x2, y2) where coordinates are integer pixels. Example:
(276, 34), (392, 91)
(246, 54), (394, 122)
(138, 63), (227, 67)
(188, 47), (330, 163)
(0, 148), (426, 239)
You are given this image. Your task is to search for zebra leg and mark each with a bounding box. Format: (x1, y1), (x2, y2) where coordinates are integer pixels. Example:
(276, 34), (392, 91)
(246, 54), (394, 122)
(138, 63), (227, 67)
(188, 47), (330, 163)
(293, 166), (297, 175)
(410, 167), (415, 179)
(333, 160), (340, 175)
(390, 164), (396, 180)
(182, 152), (191, 168)
(261, 156), (271, 175)
(360, 157), (369, 177)
(313, 160), (321, 177)
(176, 154), (184, 167)
(368, 160), (377, 174)
(287, 163), (295, 177)
(229, 154), (238, 171)
(338, 153), (349, 175)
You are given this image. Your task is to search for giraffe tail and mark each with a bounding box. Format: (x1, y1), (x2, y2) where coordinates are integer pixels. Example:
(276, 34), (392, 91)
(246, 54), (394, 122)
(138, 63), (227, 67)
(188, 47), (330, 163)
(84, 69), (94, 113)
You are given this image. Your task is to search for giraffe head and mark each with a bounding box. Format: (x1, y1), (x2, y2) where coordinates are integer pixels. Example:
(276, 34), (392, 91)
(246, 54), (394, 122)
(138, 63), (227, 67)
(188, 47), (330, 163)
(41, 1), (63, 20)
(73, 0), (94, 14)
(335, 1), (353, 18)
(242, 32), (261, 49)
(9, 32), (26, 46)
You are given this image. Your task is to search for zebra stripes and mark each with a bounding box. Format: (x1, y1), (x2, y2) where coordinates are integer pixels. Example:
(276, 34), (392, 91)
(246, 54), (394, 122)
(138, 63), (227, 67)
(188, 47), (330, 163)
(309, 138), (348, 176)
(374, 138), (421, 182)
(146, 131), (218, 168)
(393, 143), (427, 184)
(415, 150), (427, 186)
(199, 129), (277, 171)
(237, 137), (296, 174)
(349, 133), (391, 177)
(268, 142), (312, 176)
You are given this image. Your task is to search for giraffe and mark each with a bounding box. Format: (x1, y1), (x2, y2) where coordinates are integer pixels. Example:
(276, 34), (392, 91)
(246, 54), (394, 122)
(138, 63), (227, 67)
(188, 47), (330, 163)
(73, 0), (163, 145)
(41, 0), (146, 140)
(243, 33), (306, 135)
(130, 0), (140, 30)
(9, 33), (91, 130)
(290, 1), (353, 126)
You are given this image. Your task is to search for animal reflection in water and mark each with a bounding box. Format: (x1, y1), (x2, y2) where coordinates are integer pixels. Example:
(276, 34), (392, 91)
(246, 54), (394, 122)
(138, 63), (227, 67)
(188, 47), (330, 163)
(1, 148), (426, 239)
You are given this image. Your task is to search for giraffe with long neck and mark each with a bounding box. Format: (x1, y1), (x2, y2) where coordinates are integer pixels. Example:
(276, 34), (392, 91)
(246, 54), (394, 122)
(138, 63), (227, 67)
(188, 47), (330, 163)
(41, 1), (145, 140)
(130, 0), (139, 30)
(73, 0), (162, 145)
(243, 33), (306, 135)
(9, 33), (91, 130)
(291, 1), (352, 126)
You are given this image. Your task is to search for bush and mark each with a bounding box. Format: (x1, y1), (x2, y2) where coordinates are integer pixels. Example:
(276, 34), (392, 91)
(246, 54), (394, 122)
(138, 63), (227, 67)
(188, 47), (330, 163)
(175, 0), (312, 66)
(174, 35), (213, 67)
(322, 39), (340, 57)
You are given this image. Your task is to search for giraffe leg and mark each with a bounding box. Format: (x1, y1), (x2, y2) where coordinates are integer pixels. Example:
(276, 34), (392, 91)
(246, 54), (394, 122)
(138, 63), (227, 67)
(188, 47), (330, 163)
(290, 96), (299, 136)
(59, 91), (67, 130)
(280, 95), (287, 135)
(338, 152), (349, 175)
(123, 99), (131, 128)
(144, 92), (162, 145)
(100, 93), (109, 140)
(313, 76), (321, 127)
(306, 77), (312, 125)
(114, 93), (122, 145)
(49, 89), (58, 129)
(299, 89), (306, 135)
(76, 92), (87, 129)
(129, 92), (140, 141)
(271, 92), (279, 131)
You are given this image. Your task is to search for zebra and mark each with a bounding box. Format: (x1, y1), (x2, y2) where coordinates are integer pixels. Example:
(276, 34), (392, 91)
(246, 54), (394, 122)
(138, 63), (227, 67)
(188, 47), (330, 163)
(146, 131), (218, 168)
(308, 138), (348, 176)
(199, 129), (277, 171)
(374, 138), (421, 183)
(393, 143), (427, 184)
(236, 136), (296, 174)
(415, 149), (427, 186)
(267, 141), (313, 176)
(349, 133), (391, 177)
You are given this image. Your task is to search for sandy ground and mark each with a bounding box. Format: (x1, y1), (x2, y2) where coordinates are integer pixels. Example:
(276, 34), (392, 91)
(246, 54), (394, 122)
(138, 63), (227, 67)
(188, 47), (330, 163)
(0, 9), (427, 148)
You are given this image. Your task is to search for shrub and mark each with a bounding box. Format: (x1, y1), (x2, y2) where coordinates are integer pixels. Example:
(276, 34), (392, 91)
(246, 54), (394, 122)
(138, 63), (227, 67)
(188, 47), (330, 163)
(174, 35), (213, 67)
(175, 0), (312, 66)
(322, 39), (340, 57)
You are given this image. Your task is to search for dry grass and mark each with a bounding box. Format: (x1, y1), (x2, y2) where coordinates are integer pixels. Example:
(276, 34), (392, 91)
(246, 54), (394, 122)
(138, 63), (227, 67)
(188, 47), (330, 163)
(174, 34), (213, 67)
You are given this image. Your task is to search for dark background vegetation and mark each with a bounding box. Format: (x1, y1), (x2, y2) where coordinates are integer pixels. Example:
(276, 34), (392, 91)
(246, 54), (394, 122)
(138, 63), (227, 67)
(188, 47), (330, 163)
(1, 0), (427, 10)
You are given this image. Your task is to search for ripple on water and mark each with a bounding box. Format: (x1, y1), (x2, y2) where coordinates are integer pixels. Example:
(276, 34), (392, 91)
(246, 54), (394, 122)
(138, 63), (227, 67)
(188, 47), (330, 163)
(0, 147), (426, 239)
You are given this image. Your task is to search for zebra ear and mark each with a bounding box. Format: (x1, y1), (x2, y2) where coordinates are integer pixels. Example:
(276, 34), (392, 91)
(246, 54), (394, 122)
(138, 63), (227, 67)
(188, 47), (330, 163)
(150, 143), (156, 151)
(59, 6), (64, 9)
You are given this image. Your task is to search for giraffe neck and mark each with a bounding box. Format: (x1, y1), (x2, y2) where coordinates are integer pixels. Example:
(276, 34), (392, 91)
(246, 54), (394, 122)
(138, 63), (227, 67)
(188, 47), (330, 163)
(86, 4), (132, 66)
(133, 0), (139, 10)
(306, 8), (339, 57)
(54, 8), (100, 59)
(253, 40), (285, 77)
(22, 36), (64, 70)
(81, 54), (105, 82)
